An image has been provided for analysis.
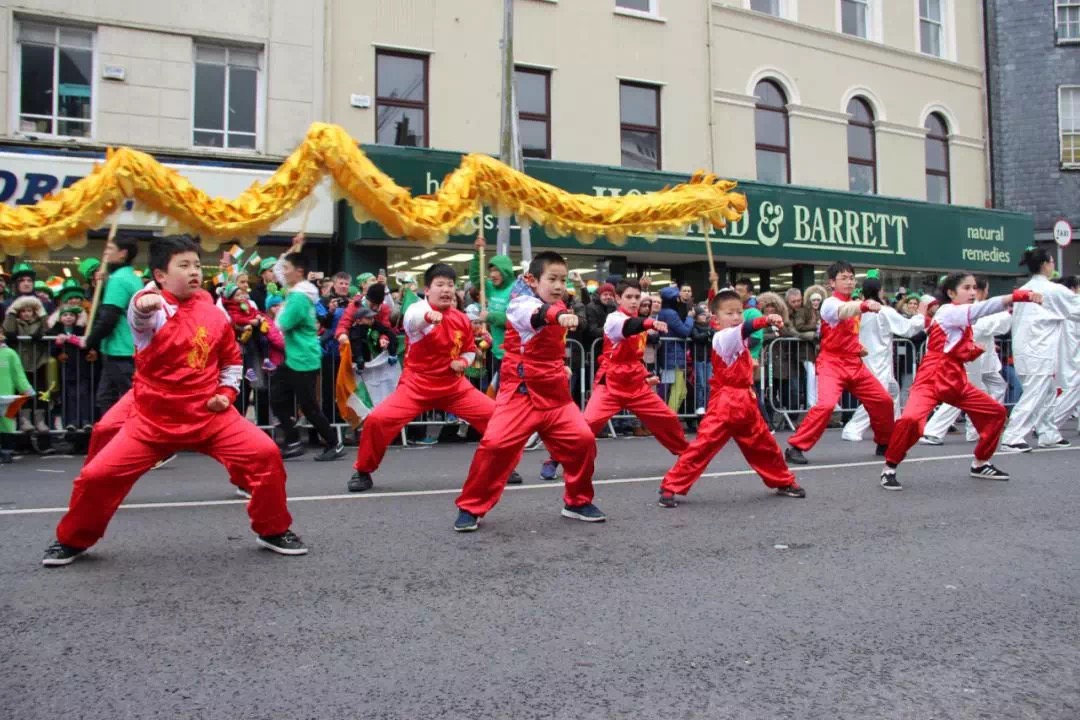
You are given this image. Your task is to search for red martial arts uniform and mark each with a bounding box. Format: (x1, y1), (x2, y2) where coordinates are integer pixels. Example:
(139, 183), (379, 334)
(788, 292), (894, 451)
(56, 288), (291, 549)
(456, 296), (597, 516)
(353, 299), (497, 473)
(661, 318), (796, 495)
(884, 297), (1019, 465)
(584, 311), (687, 454)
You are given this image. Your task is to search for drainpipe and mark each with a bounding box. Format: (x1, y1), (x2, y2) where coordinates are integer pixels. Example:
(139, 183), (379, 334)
(979, 0), (995, 208)
(705, 0), (717, 170)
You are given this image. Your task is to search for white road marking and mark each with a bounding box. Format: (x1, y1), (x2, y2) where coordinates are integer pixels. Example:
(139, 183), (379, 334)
(1, 447), (1076, 516)
(34, 469), (65, 474)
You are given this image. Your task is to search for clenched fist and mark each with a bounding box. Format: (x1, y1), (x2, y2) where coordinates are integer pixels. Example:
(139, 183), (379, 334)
(557, 313), (578, 330)
(450, 358), (468, 374)
(863, 300), (882, 313)
(135, 291), (163, 314)
(766, 314), (784, 329)
(425, 310), (443, 326)
(652, 320), (669, 334)
(206, 394), (230, 413)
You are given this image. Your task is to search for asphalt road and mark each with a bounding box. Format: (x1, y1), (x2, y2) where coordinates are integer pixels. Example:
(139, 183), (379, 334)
(2, 430), (1078, 720)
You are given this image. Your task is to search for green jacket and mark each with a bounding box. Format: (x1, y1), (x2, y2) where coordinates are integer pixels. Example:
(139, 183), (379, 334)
(743, 307), (764, 360)
(276, 281), (322, 372)
(0, 344), (32, 433)
(468, 253), (515, 360)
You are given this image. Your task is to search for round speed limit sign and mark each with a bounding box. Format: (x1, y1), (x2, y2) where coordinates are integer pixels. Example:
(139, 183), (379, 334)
(1054, 219), (1072, 248)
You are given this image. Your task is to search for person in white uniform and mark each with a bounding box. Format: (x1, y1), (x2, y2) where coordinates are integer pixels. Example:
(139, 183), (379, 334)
(1000, 248), (1080, 452)
(841, 272), (927, 442)
(920, 277), (1011, 444)
(1033, 275), (1080, 446)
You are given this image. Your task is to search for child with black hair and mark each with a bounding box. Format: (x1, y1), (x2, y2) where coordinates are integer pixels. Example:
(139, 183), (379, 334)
(785, 261), (895, 465)
(43, 235), (307, 566)
(658, 290), (804, 506)
(346, 263), (523, 493)
(1000, 248), (1080, 452)
(455, 251), (604, 532)
(878, 272), (1041, 490)
(347, 305), (399, 372)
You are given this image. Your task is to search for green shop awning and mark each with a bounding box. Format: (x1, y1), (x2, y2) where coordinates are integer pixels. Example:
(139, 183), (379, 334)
(345, 145), (1032, 275)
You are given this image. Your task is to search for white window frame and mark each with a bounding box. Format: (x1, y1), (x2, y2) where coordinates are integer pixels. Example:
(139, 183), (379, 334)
(914, 0), (957, 60)
(743, 0), (797, 21)
(614, 0), (661, 20)
(1057, 1), (1080, 44)
(191, 44), (265, 153)
(11, 20), (97, 141)
(1060, 85), (1080, 169)
(836, 0), (882, 42)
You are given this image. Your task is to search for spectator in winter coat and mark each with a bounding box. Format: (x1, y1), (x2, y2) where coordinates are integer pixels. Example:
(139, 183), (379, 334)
(50, 306), (95, 431)
(585, 282), (617, 356)
(689, 303), (713, 416)
(468, 242), (516, 378)
(657, 285), (694, 412)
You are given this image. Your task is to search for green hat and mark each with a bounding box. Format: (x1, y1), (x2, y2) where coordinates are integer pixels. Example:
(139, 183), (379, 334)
(58, 278), (86, 302)
(59, 305), (84, 317)
(258, 257), (277, 274)
(222, 283), (239, 299)
(866, 269), (880, 279)
(34, 280), (54, 298)
(78, 257), (101, 281)
(348, 284), (359, 296)
(358, 272), (374, 285)
(11, 261), (35, 282)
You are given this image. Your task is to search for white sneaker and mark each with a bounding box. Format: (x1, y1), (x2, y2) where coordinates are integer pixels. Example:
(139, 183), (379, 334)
(695, 407), (706, 417)
(1037, 438), (1071, 449)
(235, 487), (252, 499)
(523, 432), (543, 451)
(918, 436), (943, 446)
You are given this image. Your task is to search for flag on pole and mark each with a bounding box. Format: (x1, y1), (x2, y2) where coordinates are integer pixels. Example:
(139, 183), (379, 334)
(246, 252), (263, 268)
(335, 343), (401, 428)
(227, 245), (244, 261)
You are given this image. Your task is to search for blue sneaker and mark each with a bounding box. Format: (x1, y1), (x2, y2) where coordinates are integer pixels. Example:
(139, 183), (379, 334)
(540, 460), (559, 481)
(453, 509), (479, 532)
(413, 437), (438, 447)
(561, 503), (606, 523)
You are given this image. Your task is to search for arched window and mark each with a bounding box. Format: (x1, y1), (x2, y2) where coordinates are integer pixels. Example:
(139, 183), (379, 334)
(846, 97), (876, 194)
(754, 80), (790, 184)
(924, 112), (950, 203)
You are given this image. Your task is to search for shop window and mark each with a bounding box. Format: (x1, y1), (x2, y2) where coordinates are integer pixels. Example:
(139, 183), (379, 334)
(619, 81), (661, 170)
(846, 97), (876, 194)
(754, 80), (790, 184)
(515, 67), (551, 159)
(376, 50), (428, 147)
(924, 112), (951, 203)
(16, 22), (93, 138)
(193, 45), (260, 150)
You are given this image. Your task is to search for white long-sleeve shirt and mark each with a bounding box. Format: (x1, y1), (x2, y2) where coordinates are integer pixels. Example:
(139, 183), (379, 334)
(1012, 274), (1080, 375)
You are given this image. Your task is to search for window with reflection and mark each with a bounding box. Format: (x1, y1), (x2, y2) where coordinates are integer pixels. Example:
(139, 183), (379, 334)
(924, 113), (950, 203)
(754, 80), (790, 184)
(847, 97), (876, 194)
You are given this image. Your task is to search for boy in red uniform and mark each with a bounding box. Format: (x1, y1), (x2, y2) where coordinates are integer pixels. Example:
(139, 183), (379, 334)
(658, 291), (804, 506)
(454, 251), (603, 532)
(538, 279), (687, 479)
(785, 261), (894, 465)
(346, 263), (523, 492)
(42, 236), (305, 566)
(879, 273), (1040, 490)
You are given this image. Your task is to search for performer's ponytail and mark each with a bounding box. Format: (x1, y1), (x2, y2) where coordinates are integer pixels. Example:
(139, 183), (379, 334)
(1018, 246), (1052, 275)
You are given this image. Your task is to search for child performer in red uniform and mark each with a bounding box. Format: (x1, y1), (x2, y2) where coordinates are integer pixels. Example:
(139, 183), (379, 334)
(537, 279), (688, 479)
(42, 236), (305, 566)
(785, 261), (894, 465)
(346, 263), (523, 493)
(878, 273), (1041, 490)
(454, 251), (604, 532)
(658, 290), (805, 506)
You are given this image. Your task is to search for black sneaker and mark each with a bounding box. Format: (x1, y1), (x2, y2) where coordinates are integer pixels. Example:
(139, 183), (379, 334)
(561, 503), (607, 522)
(256, 530), (308, 555)
(970, 463), (1010, 481)
(875, 443), (889, 457)
(880, 469), (902, 491)
(453, 509), (479, 532)
(999, 442), (1032, 454)
(0, 450), (13, 464)
(1037, 438), (1071, 449)
(152, 453), (177, 470)
(347, 471), (373, 493)
(507, 470), (524, 485)
(785, 447), (808, 465)
(775, 483), (806, 498)
(314, 443), (345, 462)
(42, 540), (85, 567)
(280, 441), (305, 459)
(658, 491), (678, 508)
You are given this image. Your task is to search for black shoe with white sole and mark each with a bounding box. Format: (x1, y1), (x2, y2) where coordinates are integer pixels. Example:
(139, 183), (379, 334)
(658, 491), (678, 508)
(999, 442), (1032, 454)
(313, 443), (345, 462)
(453, 509), (479, 532)
(347, 471), (373, 493)
(785, 447), (808, 465)
(280, 441), (305, 459)
(970, 463), (1010, 480)
(880, 469), (902, 491)
(561, 503), (607, 522)
(507, 470), (524, 485)
(42, 540), (86, 567)
(775, 483), (806, 498)
(256, 530), (308, 555)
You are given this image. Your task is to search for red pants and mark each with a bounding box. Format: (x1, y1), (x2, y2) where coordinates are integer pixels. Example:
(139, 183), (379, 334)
(583, 384), (688, 455)
(86, 391), (249, 492)
(355, 376), (496, 473)
(885, 378), (1006, 466)
(57, 408), (291, 549)
(789, 355), (894, 450)
(662, 389), (794, 495)
(457, 393), (597, 516)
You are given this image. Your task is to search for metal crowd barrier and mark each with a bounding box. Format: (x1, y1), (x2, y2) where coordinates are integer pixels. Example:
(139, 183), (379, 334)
(7, 328), (1023, 452)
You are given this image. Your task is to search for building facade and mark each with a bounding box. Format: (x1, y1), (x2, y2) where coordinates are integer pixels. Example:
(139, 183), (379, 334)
(985, 0), (1080, 272)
